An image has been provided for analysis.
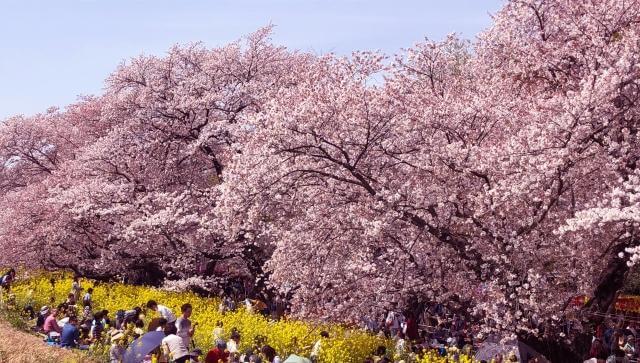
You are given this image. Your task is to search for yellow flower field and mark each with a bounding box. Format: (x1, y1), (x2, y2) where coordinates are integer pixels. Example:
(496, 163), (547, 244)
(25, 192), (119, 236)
(6, 271), (478, 363)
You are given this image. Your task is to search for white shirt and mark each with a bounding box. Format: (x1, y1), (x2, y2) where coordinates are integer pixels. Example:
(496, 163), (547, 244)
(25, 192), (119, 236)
(157, 305), (176, 323)
(58, 317), (70, 326)
(175, 316), (192, 348)
(311, 340), (322, 357)
(162, 334), (189, 360)
(227, 339), (239, 353)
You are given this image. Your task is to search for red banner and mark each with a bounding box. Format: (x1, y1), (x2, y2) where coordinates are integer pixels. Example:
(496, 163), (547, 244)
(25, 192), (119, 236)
(615, 295), (640, 313)
(572, 294), (640, 313)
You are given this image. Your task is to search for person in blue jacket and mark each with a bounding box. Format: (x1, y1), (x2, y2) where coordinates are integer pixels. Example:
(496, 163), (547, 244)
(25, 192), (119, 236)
(60, 315), (80, 348)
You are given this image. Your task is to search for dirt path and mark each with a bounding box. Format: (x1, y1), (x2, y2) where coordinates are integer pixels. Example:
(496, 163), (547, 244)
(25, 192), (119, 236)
(0, 320), (99, 363)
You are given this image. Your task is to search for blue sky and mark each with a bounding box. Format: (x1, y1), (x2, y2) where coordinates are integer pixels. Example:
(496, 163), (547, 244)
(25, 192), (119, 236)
(0, 0), (503, 119)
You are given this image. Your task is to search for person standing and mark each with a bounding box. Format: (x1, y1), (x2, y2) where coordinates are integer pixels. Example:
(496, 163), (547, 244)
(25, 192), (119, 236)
(82, 288), (93, 307)
(176, 303), (197, 349)
(147, 300), (177, 323)
(71, 276), (82, 302)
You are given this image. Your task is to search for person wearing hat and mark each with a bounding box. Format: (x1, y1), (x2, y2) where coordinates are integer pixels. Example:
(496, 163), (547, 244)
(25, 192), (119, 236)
(109, 330), (126, 363)
(205, 339), (229, 363)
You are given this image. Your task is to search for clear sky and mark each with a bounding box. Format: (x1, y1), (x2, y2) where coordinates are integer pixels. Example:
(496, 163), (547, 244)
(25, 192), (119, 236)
(0, 0), (504, 119)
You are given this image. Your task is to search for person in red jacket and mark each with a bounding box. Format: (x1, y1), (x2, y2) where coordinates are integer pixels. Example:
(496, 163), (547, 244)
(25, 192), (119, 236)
(206, 340), (229, 363)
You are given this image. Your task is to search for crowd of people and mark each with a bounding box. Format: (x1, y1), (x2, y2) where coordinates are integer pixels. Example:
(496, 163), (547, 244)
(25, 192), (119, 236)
(585, 317), (640, 363)
(0, 271), (335, 362)
(360, 305), (489, 362)
(0, 269), (552, 362)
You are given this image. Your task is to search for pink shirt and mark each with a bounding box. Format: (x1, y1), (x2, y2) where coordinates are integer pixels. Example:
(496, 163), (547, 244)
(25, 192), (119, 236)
(43, 314), (62, 334)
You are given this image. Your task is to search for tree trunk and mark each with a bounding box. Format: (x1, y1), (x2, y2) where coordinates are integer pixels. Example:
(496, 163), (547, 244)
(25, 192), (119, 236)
(522, 239), (633, 362)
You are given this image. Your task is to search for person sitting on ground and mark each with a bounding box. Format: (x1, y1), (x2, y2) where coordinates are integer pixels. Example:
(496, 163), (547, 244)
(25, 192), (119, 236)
(162, 325), (191, 363)
(148, 299), (177, 324)
(205, 339), (229, 363)
(82, 287), (93, 307)
(60, 315), (81, 348)
(115, 309), (126, 330)
(43, 308), (63, 338)
(79, 322), (92, 345)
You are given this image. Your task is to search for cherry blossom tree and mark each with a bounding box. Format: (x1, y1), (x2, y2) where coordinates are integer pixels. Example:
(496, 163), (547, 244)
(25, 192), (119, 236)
(0, 1), (638, 360)
(220, 1), (640, 360)
(0, 28), (308, 286)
